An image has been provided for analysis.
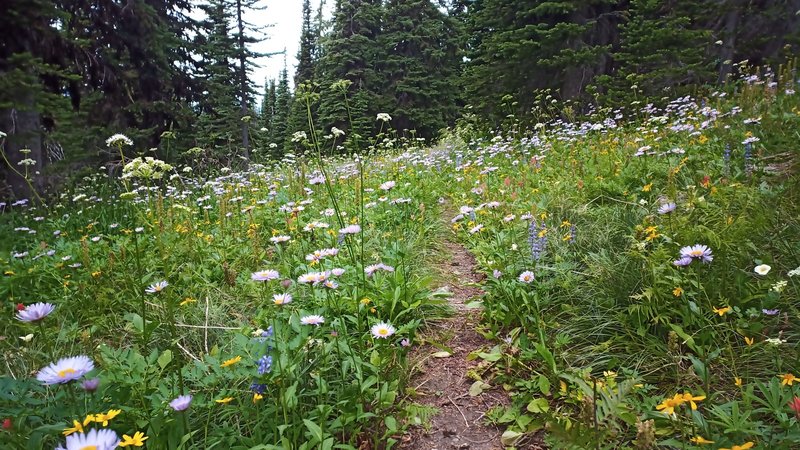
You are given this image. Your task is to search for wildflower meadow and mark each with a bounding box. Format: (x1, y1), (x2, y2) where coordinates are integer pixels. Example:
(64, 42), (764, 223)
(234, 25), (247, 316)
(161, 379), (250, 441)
(2, 61), (800, 450)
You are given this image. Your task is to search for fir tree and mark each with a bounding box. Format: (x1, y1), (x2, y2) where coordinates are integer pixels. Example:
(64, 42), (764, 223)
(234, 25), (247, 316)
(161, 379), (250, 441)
(286, 0), (320, 146)
(272, 63), (291, 155)
(380, 0), (462, 139)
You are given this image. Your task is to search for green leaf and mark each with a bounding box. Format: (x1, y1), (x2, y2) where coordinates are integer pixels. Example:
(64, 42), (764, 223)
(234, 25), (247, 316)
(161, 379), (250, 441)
(526, 398), (549, 414)
(158, 349), (173, 370)
(469, 380), (491, 396)
(384, 415), (398, 432)
(500, 430), (523, 446)
(303, 419), (323, 443)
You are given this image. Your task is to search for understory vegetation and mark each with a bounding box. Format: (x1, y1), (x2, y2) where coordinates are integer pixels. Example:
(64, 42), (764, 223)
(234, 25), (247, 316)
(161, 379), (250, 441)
(2, 61), (799, 449)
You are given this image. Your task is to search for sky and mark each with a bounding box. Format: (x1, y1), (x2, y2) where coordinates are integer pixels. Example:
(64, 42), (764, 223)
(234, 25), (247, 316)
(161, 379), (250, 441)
(249, 0), (333, 91)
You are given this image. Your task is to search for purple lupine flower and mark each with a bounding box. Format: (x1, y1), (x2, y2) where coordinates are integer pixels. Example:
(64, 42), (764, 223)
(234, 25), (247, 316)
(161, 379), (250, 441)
(257, 355), (273, 375)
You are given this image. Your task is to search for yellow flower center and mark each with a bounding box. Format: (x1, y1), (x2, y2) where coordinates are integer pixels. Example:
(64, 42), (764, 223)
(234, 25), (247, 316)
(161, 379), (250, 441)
(58, 368), (77, 378)
(378, 329), (388, 336)
(80, 446), (98, 450)
(690, 250), (703, 257)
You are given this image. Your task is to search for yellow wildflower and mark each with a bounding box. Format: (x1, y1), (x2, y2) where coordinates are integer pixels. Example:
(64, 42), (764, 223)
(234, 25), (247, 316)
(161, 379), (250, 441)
(642, 183), (653, 192)
(655, 394), (684, 415)
(253, 393), (263, 403)
(63, 420), (84, 436)
(681, 392), (705, 410)
(216, 397), (234, 404)
(672, 287), (684, 297)
(735, 377), (742, 387)
(719, 442), (754, 450)
(690, 436), (715, 445)
(220, 356), (242, 368)
(744, 336), (754, 346)
(712, 306), (731, 316)
(180, 297), (196, 306)
(94, 409), (121, 426)
(780, 373), (797, 386)
(119, 431), (149, 447)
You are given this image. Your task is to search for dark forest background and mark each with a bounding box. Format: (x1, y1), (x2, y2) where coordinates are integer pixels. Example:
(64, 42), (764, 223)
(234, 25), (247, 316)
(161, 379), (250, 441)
(2, 0), (799, 198)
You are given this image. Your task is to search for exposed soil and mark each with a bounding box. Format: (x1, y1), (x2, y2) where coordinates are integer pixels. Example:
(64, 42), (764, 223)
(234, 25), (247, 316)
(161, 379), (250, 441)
(399, 236), (511, 450)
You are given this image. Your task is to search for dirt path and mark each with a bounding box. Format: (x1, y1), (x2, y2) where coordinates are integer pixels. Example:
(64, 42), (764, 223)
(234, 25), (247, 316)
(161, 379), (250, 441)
(399, 237), (509, 450)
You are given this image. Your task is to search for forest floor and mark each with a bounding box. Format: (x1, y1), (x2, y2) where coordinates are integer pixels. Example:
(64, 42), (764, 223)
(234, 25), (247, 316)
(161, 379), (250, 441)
(399, 220), (546, 450)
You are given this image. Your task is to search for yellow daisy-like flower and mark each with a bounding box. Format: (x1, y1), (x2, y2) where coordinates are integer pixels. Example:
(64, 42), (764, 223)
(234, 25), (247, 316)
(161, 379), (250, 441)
(744, 336), (754, 346)
(672, 287), (684, 297)
(215, 397), (234, 404)
(681, 392), (705, 410)
(180, 297), (196, 306)
(220, 355), (242, 368)
(735, 377), (743, 387)
(119, 431), (149, 447)
(82, 414), (96, 427)
(93, 409), (121, 426)
(253, 393), (263, 403)
(690, 436), (714, 445)
(780, 373), (797, 386)
(655, 394), (684, 415)
(63, 420), (84, 436)
(719, 442), (754, 450)
(642, 183), (653, 192)
(712, 306), (731, 316)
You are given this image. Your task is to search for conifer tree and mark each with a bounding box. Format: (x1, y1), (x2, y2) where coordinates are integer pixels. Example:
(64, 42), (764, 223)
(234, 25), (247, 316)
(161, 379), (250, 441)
(380, 0), (462, 139)
(286, 0), (320, 146)
(317, 0), (385, 142)
(272, 63), (291, 155)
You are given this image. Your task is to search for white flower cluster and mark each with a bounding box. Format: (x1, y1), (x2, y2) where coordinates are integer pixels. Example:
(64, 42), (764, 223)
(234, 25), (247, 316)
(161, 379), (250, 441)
(121, 157), (173, 180)
(105, 133), (133, 147)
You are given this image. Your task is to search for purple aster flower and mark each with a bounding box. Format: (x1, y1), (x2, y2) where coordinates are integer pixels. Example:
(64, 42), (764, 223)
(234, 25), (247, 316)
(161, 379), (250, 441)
(169, 394), (193, 411)
(81, 378), (100, 392)
(145, 280), (168, 294)
(251, 270), (279, 282)
(658, 202), (676, 214)
(36, 355), (94, 385)
(762, 308), (780, 316)
(15, 302), (55, 322)
(673, 256), (693, 267)
(680, 244), (713, 263)
(57, 428), (119, 450)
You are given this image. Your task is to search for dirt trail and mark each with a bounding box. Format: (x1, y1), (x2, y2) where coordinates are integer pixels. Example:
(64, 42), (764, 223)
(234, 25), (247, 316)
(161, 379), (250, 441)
(399, 237), (508, 450)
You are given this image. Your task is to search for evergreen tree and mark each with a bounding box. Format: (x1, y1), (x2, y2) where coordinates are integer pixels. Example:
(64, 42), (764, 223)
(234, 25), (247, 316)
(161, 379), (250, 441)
(602, 0), (713, 101)
(231, 0), (267, 159)
(286, 0), (320, 146)
(272, 63), (292, 155)
(317, 0), (385, 142)
(380, 0), (462, 139)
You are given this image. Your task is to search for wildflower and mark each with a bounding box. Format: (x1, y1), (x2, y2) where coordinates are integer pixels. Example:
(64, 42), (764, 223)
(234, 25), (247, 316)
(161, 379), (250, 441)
(469, 224), (484, 234)
(658, 202), (676, 214)
(273, 293), (292, 305)
(788, 266), (800, 277)
(2, 419), (10, 430)
(735, 377), (743, 387)
(57, 428), (120, 450)
(719, 442), (754, 450)
(766, 337), (787, 346)
(680, 244), (713, 263)
(771, 280), (788, 293)
(220, 356), (242, 368)
(681, 392), (705, 410)
(118, 431), (148, 447)
(215, 397), (234, 404)
(672, 287), (683, 297)
(106, 134), (133, 147)
(270, 235), (291, 244)
(376, 113), (392, 122)
(712, 306), (732, 316)
(754, 264), (771, 275)
(253, 393), (263, 403)
(690, 436), (715, 445)
(371, 322), (396, 339)
(400, 338), (411, 347)
(331, 127), (345, 137)
(257, 355), (273, 374)
(518, 271), (535, 283)
(789, 396), (800, 419)
(331, 268), (345, 276)
(169, 394), (193, 411)
(19, 334), (34, 343)
(744, 337), (754, 346)
(251, 270), (279, 282)
(339, 224), (361, 235)
(81, 378), (100, 392)
(642, 183), (653, 192)
(655, 394), (684, 415)
(762, 308), (780, 315)
(780, 373), (797, 386)
(63, 420), (84, 436)
(145, 280), (169, 294)
(37, 355), (94, 385)
(93, 409), (121, 427)
(300, 315), (325, 326)
(16, 302), (55, 322)
(180, 297), (196, 306)
(493, 269), (502, 278)
(380, 181), (396, 191)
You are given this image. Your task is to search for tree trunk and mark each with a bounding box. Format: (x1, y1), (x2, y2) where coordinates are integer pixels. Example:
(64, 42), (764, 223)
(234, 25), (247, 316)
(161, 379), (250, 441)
(717, 0), (740, 84)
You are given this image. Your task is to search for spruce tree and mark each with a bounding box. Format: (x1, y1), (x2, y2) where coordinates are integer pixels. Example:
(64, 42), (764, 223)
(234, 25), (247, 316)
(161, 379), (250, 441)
(317, 0), (385, 142)
(380, 0), (462, 139)
(272, 63), (291, 155)
(286, 0), (320, 146)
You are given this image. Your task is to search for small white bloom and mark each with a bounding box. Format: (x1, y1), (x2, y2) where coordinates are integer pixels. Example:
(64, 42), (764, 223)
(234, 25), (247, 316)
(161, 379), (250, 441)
(754, 264), (771, 276)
